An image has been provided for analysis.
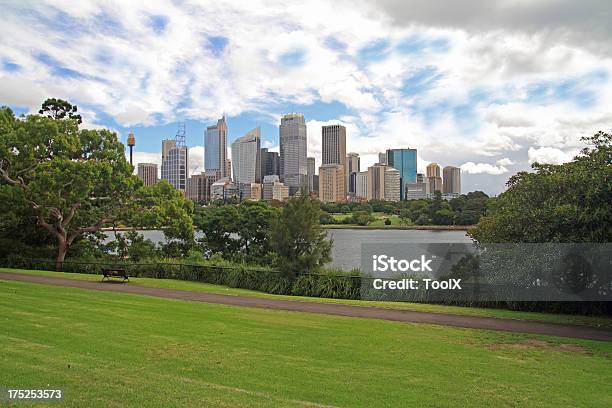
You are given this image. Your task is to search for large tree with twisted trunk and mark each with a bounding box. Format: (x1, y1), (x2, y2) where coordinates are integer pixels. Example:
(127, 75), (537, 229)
(0, 101), (140, 270)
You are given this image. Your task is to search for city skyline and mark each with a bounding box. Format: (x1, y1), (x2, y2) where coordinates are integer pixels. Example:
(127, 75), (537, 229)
(2, 1), (612, 195)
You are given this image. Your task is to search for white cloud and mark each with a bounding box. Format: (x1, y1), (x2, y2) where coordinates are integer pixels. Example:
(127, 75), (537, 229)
(461, 161), (508, 175)
(188, 146), (204, 175)
(527, 146), (574, 165)
(115, 105), (154, 127)
(496, 157), (515, 166)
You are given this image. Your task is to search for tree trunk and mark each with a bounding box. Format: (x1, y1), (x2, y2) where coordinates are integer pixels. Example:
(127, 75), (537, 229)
(56, 238), (68, 271)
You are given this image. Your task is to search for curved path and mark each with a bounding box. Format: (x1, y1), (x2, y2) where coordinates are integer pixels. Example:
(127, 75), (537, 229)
(2, 272), (611, 342)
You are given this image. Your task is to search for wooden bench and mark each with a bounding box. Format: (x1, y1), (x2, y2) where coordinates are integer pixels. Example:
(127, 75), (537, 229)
(101, 268), (129, 282)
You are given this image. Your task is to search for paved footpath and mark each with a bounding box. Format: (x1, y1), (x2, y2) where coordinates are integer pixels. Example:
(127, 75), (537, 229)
(2, 272), (611, 342)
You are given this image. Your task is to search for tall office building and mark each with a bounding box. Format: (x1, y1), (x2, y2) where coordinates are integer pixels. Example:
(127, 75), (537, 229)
(426, 162), (442, 193)
(405, 173), (431, 200)
(321, 125), (346, 166)
(161, 145), (188, 192)
(307, 157), (317, 194)
(279, 113), (307, 195)
(205, 116), (228, 178)
(378, 152), (387, 165)
(386, 148), (417, 200)
(137, 163), (158, 186)
(355, 171), (368, 199)
(318, 164), (345, 203)
(367, 164), (387, 201)
(161, 133), (188, 192)
(384, 167), (401, 202)
(231, 127), (261, 184)
(443, 166), (461, 195)
(426, 163), (441, 178)
(260, 148), (279, 177)
(187, 172), (219, 203)
(346, 152), (360, 194)
(162, 139), (176, 162)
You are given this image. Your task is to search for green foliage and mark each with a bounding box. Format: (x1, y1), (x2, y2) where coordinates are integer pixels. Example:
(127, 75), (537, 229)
(470, 132), (612, 243)
(39, 98), (82, 124)
(271, 192), (332, 277)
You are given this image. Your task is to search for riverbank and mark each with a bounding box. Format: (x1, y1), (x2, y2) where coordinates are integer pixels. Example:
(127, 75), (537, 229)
(323, 224), (475, 231)
(103, 225), (475, 232)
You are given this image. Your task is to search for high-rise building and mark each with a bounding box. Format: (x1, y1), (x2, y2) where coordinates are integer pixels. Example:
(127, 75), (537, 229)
(318, 164), (345, 203)
(405, 173), (431, 200)
(355, 171), (368, 199)
(346, 152), (360, 194)
(426, 162), (442, 193)
(321, 125), (346, 166)
(137, 163), (158, 186)
(225, 159), (232, 180)
(378, 152), (387, 165)
(426, 163), (441, 178)
(279, 113), (307, 195)
(187, 172), (219, 203)
(262, 175), (289, 201)
(307, 157), (317, 193)
(367, 164), (387, 201)
(205, 116), (228, 178)
(386, 148), (417, 200)
(384, 167), (401, 202)
(443, 166), (461, 195)
(260, 148), (279, 177)
(231, 127), (261, 184)
(161, 137), (188, 192)
(162, 139), (176, 162)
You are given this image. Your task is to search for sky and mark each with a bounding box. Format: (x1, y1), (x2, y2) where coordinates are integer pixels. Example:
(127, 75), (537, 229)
(1, 0), (611, 195)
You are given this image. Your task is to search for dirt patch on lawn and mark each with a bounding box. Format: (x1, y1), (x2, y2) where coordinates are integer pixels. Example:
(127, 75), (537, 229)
(486, 339), (587, 354)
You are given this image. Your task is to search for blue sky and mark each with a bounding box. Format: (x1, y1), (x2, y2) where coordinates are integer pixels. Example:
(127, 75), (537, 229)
(1, 0), (611, 194)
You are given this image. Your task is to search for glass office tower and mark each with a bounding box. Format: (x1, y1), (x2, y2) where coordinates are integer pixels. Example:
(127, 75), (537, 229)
(386, 148), (417, 200)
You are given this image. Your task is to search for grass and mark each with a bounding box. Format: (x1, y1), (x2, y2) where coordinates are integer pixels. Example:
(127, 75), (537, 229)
(1, 279), (611, 407)
(3, 267), (612, 329)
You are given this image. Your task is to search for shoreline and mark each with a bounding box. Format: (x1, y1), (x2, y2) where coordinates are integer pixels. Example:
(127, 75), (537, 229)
(102, 225), (475, 232)
(322, 225), (474, 231)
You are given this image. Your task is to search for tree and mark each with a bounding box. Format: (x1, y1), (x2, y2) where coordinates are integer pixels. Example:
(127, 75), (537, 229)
(0, 105), (141, 270)
(39, 98), (82, 124)
(470, 132), (611, 243)
(236, 201), (279, 263)
(399, 208), (411, 225)
(270, 191), (332, 277)
(194, 204), (239, 256)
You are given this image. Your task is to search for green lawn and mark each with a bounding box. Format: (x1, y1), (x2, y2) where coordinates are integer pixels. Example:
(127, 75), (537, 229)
(1, 280), (611, 407)
(2, 268), (612, 329)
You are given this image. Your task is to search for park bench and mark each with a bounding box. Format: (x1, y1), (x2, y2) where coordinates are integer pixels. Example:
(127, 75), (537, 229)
(101, 268), (129, 282)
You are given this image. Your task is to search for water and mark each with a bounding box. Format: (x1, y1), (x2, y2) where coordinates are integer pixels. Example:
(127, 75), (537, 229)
(103, 229), (471, 270)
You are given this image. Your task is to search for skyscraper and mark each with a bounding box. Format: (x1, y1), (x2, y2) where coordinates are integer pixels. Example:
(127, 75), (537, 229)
(367, 164), (387, 201)
(378, 152), (387, 165)
(307, 157), (317, 194)
(205, 116), (228, 178)
(318, 164), (345, 203)
(231, 127), (261, 184)
(162, 139), (176, 162)
(279, 113), (307, 195)
(260, 148), (279, 177)
(386, 148), (417, 200)
(355, 171), (368, 199)
(426, 162), (442, 193)
(346, 152), (360, 194)
(161, 142), (188, 192)
(137, 163), (158, 186)
(443, 166), (461, 195)
(321, 125), (346, 167)
(384, 167), (401, 202)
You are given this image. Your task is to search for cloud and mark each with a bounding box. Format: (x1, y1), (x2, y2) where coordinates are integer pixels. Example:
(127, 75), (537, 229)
(527, 146), (574, 165)
(461, 161), (508, 175)
(496, 157), (515, 166)
(188, 146), (204, 175)
(114, 105), (154, 126)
